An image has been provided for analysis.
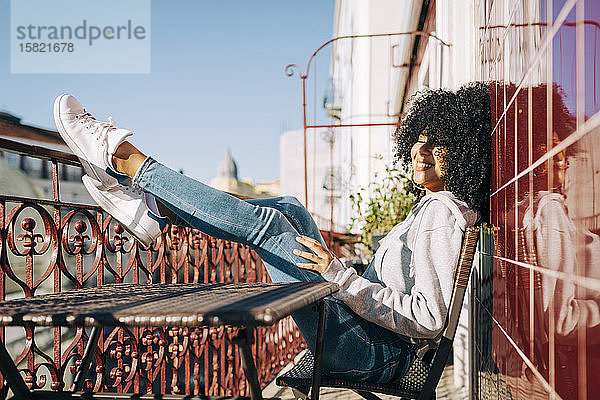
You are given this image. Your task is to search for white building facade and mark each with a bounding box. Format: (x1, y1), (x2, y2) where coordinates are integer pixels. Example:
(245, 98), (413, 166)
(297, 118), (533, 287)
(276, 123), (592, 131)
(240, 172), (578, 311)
(279, 128), (347, 233)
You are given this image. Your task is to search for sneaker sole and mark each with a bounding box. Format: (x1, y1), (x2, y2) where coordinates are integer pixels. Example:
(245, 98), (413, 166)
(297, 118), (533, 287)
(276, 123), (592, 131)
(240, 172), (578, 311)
(53, 95), (108, 185)
(82, 175), (156, 247)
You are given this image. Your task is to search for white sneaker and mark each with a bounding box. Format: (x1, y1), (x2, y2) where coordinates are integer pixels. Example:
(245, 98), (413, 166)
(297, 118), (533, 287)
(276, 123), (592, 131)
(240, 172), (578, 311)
(82, 175), (169, 247)
(54, 94), (131, 188)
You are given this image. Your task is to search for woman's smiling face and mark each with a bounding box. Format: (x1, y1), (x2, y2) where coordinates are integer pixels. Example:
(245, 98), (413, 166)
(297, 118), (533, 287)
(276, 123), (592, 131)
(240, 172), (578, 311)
(410, 134), (447, 193)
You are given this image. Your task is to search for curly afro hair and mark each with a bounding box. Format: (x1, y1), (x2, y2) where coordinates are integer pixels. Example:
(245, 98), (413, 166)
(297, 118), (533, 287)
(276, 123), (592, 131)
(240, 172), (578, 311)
(393, 83), (492, 221)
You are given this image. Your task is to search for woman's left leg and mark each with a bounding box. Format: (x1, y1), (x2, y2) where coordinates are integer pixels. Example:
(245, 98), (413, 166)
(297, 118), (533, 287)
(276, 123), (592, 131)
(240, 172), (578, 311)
(162, 195), (327, 249)
(133, 157), (321, 283)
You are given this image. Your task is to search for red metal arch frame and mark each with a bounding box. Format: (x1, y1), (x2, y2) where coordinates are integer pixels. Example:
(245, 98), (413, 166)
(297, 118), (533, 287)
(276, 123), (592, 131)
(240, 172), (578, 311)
(285, 31), (451, 206)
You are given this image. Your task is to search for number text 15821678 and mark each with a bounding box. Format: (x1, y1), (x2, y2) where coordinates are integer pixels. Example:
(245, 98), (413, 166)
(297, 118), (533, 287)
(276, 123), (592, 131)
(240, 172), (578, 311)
(19, 42), (74, 52)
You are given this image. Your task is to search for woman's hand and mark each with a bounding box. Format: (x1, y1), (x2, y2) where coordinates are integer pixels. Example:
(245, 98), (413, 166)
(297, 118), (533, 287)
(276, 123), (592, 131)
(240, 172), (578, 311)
(293, 236), (334, 274)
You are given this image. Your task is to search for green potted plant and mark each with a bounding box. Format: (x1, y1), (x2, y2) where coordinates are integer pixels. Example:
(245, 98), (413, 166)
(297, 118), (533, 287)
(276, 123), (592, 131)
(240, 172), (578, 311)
(349, 159), (416, 255)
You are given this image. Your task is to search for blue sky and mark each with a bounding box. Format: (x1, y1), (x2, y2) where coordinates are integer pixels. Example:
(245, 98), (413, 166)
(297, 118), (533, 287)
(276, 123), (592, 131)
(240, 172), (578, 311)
(0, 0), (334, 183)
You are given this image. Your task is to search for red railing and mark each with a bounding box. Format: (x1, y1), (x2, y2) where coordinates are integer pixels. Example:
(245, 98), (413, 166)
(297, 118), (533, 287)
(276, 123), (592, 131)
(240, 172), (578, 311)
(0, 137), (306, 397)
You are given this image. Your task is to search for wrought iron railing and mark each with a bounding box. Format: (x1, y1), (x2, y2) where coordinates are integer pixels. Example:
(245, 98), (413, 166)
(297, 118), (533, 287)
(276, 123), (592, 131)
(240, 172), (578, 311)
(0, 137), (306, 397)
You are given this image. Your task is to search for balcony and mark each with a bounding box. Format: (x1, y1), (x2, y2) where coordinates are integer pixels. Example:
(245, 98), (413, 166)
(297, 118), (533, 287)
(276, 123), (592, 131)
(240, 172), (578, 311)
(0, 135), (309, 398)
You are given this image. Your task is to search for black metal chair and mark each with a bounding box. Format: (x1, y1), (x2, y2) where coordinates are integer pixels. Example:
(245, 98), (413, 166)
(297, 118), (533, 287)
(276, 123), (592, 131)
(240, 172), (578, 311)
(276, 226), (481, 400)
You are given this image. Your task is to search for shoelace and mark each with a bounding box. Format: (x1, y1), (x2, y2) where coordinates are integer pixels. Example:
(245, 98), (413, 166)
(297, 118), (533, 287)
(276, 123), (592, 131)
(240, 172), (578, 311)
(76, 110), (117, 145)
(123, 185), (143, 196)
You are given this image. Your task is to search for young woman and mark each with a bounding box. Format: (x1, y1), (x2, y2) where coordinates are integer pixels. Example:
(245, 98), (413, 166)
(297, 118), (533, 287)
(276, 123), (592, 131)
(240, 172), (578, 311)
(53, 82), (491, 384)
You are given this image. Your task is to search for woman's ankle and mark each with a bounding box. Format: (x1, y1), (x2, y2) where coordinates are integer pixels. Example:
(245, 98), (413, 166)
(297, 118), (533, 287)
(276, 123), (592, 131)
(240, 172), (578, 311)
(112, 141), (147, 179)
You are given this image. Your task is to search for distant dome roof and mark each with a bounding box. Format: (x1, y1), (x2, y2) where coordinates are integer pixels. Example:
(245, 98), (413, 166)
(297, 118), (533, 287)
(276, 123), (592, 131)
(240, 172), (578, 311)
(0, 157), (43, 198)
(216, 149), (238, 180)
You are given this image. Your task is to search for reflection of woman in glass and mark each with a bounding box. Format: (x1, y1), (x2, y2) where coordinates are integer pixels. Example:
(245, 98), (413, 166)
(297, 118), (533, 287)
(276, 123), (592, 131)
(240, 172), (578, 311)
(509, 84), (600, 399)
(522, 135), (600, 342)
(52, 83), (491, 383)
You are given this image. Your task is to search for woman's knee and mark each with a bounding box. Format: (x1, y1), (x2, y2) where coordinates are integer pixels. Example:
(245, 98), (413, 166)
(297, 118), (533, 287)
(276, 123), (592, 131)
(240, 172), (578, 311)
(279, 195), (303, 209)
(247, 206), (297, 248)
(278, 196), (311, 219)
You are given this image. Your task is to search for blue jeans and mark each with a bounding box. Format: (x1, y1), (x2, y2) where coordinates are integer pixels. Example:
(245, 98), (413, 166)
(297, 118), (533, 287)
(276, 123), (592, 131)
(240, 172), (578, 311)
(133, 157), (414, 383)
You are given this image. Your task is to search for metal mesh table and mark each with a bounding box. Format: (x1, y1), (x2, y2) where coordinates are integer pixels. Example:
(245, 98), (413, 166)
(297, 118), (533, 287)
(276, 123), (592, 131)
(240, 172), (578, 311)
(0, 282), (338, 400)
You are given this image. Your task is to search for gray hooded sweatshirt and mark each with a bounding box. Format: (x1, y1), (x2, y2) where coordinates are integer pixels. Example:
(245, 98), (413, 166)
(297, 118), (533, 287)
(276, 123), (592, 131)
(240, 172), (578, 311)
(322, 191), (478, 344)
